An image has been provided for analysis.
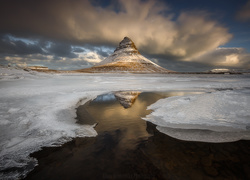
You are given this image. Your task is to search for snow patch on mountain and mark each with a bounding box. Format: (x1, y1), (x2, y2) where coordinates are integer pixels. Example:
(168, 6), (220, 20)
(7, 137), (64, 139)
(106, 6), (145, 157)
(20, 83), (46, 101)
(82, 37), (171, 73)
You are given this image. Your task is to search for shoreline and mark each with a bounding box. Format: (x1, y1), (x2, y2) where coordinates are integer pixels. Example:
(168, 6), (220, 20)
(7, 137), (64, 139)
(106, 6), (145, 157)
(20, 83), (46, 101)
(1, 71), (249, 179)
(29, 68), (247, 75)
(25, 121), (250, 180)
(24, 92), (250, 180)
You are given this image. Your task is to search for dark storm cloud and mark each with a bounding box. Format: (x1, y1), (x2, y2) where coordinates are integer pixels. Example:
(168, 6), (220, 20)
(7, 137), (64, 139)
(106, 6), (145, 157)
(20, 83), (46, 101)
(0, 34), (106, 69)
(0, 34), (44, 55)
(47, 42), (78, 58)
(145, 54), (214, 72)
(161, 60), (214, 72)
(73, 47), (85, 53)
(93, 47), (112, 57)
(2, 53), (92, 70)
(0, 34), (81, 59)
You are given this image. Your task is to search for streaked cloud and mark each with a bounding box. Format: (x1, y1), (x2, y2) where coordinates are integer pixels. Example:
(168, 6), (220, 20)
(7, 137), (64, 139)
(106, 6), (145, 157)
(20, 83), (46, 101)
(3, 53), (95, 70)
(47, 42), (77, 58)
(0, 34), (44, 55)
(236, 0), (250, 22)
(0, 36), (106, 69)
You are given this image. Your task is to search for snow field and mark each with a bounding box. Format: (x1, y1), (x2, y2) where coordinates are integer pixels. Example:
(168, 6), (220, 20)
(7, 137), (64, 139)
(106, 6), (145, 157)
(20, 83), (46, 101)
(0, 67), (250, 179)
(144, 90), (250, 142)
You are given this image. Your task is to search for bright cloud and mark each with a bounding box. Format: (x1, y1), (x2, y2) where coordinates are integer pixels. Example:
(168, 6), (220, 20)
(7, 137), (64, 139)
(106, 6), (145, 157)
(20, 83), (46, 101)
(192, 47), (250, 68)
(2, 49), (105, 70)
(78, 52), (103, 64)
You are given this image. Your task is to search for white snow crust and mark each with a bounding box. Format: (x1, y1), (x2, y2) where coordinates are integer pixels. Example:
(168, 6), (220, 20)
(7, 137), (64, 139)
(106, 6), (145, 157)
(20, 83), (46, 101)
(97, 48), (161, 67)
(0, 66), (250, 179)
(144, 90), (250, 142)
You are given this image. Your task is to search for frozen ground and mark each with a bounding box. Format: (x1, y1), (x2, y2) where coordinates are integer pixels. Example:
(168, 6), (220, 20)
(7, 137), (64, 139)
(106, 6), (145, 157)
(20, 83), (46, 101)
(144, 90), (250, 142)
(0, 66), (250, 179)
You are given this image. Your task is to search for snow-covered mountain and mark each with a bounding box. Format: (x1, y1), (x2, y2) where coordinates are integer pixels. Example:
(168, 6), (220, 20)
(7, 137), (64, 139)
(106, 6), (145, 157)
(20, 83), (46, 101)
(78, 37), (172, 73)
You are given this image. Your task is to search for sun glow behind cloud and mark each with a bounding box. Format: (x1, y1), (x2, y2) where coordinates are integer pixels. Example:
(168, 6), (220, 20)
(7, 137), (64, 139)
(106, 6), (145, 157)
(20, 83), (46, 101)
(225, 54), (240, 65)
(191, 47), (250, 69)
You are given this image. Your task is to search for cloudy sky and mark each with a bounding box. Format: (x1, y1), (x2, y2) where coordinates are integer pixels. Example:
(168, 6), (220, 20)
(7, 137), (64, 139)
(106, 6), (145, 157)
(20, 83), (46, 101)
(0, 0), (249, 72)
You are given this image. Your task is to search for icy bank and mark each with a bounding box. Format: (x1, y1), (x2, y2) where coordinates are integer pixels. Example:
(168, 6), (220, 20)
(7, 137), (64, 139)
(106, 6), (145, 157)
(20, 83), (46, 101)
(0, 68), (100, 179)
(144, 90), (250, 142)
(0, 86), (98, 179)
(1, 66), (250, 179)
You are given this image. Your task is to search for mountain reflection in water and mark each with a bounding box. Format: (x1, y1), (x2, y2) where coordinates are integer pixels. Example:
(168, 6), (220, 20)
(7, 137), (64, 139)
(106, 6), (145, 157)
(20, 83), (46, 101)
(25, 91), (250, 180)
(77, 91), (172, 150)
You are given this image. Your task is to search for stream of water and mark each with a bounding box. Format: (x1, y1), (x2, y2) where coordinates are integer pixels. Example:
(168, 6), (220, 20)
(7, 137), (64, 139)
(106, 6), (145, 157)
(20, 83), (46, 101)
(25, 92), (250, 180)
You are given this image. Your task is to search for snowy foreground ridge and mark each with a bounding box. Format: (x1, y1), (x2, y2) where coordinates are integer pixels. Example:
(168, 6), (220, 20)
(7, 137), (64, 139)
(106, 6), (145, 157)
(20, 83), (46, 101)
(0, 67), (250, 179)
(144, 90), (250, 142)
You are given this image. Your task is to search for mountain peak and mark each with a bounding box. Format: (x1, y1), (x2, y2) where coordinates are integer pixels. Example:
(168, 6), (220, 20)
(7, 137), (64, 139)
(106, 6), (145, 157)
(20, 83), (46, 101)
(78, 37), (174, 73)
(114, 37), (140, 54)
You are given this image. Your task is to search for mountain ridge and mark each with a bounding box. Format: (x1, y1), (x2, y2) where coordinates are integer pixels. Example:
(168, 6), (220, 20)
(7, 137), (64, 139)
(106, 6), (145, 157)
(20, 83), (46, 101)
(77, 37), (173, 73)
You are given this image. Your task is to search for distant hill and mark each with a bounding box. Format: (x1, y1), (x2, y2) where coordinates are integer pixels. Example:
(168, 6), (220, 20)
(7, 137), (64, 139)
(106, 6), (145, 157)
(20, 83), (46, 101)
(77, 37), (173, 73)
(206, 68), (246, 74)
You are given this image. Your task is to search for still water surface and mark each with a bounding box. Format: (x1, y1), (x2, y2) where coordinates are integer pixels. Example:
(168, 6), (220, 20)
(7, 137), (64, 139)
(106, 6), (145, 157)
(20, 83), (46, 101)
(25, 92), (250, 180)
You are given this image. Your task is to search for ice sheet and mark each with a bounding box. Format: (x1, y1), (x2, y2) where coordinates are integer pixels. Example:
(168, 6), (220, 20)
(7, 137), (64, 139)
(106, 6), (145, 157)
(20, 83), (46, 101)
(1, 66), (250, 179)
(156, 126), (250, 143)
(144, 90), (250, 142)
